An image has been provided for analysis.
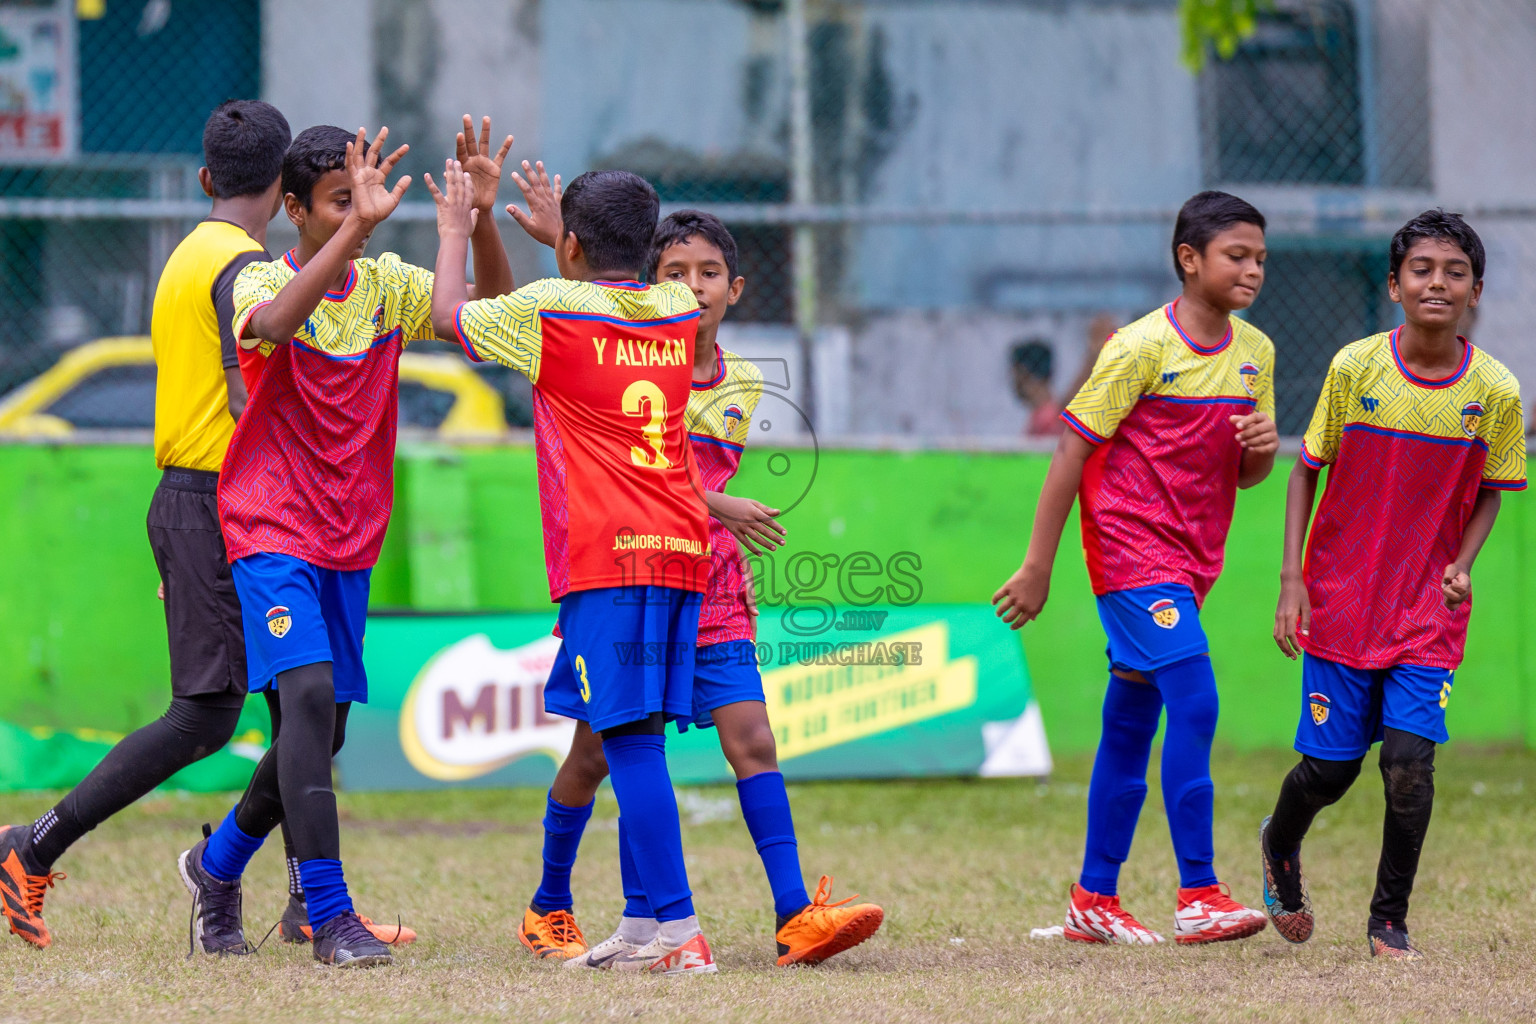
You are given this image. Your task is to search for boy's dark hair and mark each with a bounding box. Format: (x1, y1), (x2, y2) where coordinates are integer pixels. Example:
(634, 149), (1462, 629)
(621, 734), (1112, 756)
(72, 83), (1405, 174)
(1390, 209), (1486, 283)
(1171, 190), (1267, 281)
(648, 210), (740, 281)
(202, 100), (291, 199)
(282, 125), (354, 209)
(560, 170), (661, 274)
(1010, 340), (1053, 380)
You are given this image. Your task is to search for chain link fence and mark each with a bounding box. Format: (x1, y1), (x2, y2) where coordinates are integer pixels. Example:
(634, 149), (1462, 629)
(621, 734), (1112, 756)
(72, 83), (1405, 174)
(3, 0), (1535, 441)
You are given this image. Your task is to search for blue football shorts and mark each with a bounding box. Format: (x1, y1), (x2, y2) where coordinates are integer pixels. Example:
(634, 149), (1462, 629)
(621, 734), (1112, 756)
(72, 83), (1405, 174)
(1094, 582), (1209, 673)
(1295, 653), (1453, 758)
(688, 640), (767, 729)
(542, 585), (703, 733)
(230, 551), (371, 703)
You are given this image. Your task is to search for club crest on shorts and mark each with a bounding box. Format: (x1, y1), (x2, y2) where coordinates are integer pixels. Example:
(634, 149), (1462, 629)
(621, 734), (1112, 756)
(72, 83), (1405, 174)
(1239, 361), (1260, 396)
(1309, 691), (1330, 725)
(265, 605), (292, 638)
(723, 404), (744, 439)
(1461, 401), (1484, 437)
(1147, 598), (1180, 629)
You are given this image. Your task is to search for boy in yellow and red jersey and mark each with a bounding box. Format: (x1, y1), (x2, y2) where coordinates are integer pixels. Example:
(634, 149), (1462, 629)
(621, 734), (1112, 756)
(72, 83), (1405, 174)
(179, 121), (513, 968)
(994, 191), (1277, 946)
(432, 164), (719, 974)
(504, 210), (882, 971)
(1262, 210), (1525, 960)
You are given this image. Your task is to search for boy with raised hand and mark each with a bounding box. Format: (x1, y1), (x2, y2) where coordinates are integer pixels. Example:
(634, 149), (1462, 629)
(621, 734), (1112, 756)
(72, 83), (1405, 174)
(993, 191), (1277, 946)
(505, 210), (883, 970)
(1261, 211), (1524, 960)
(178, 121), (512, 968)
(0, 100), (290, 951)
(430, 166), (717, 974)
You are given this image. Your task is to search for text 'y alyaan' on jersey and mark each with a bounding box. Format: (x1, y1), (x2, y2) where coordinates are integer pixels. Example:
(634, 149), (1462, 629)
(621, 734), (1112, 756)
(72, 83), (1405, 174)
(1299, 330), (1525, 670)
(220, 251), (436, 571)
(1061, 301), (1276, 604)
(687, 346), (765, 646)
(453, 279), (710, 600)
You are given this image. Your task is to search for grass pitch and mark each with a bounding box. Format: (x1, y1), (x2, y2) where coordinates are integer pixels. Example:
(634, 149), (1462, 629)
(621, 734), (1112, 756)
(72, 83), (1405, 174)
(3, 746), (1534, 1023)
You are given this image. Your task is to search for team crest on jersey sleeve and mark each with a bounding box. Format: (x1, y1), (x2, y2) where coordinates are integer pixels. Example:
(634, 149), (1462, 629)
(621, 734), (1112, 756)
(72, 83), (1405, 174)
(1461, 401), (1484, 437)
(1148, 598), (1180, 629)
(1239, 361), (1260, 396)
(1309, 692), (1330, 725)
(266, 605), (292, 638)
(723, 404), (744, 439)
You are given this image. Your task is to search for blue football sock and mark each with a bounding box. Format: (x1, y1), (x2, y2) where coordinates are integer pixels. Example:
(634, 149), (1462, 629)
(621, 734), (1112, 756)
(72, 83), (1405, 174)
(1153, 655), (1220, 889)
(1080, 674), (1162, 896)
(531, 792), (593, 912)
(201, 805), (266, 883)
(601, 733), (694, 922)
(298, 858), (354, 932)
(736, 771), (811, 916)
(617, 817), (653, 919)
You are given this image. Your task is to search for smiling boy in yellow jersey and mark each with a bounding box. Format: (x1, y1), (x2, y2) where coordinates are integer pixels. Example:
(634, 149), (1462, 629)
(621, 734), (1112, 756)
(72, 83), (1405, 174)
(0, 101), (296, 950)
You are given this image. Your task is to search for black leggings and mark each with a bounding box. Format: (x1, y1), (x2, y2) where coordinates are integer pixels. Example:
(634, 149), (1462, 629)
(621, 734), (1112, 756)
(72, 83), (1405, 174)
(31, 694), (244, 870)
(231, 664), (350, 863)
(1266, 728), (1436, 929)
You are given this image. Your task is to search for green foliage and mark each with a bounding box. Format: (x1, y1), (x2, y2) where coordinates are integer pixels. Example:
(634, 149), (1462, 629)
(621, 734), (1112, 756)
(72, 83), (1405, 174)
(1180, 0), (1265, 71)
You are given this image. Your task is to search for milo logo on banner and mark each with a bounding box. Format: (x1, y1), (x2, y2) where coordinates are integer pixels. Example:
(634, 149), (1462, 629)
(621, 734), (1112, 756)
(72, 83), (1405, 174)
(398, 633), (575, 781)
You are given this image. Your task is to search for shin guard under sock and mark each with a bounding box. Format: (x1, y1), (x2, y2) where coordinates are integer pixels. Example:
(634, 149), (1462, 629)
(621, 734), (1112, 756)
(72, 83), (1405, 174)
(601, 734), (694, 922)
(1153, 655), (1219, 889)
(1080, 674), (1162, 896)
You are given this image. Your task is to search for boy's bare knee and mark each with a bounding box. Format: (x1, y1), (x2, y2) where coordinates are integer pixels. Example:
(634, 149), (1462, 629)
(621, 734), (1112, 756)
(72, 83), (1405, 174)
(551, 723), (609, 804)
(719, 716), (779, 778)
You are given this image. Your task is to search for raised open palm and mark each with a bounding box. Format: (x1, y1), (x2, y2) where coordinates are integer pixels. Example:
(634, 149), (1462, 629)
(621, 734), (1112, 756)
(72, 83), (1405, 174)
(346, 126), (412, 229)
(456, 114), (514, 213)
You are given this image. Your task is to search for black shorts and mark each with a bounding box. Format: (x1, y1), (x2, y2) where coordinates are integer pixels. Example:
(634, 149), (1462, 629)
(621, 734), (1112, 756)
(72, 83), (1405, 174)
(147, 467), (247, 701)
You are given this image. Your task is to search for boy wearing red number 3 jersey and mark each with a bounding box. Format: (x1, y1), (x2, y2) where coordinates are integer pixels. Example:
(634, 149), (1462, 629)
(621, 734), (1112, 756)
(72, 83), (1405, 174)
(430, 162), (716, 974)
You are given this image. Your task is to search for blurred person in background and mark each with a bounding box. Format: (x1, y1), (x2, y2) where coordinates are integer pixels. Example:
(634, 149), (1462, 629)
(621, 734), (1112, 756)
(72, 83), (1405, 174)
(1010, 314), (1116, 437)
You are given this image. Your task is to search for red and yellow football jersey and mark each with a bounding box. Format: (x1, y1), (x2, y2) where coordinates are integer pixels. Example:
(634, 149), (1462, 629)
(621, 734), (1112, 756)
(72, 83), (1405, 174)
(220, 250), (435, 571)
(686, 346), (764, 646)
(454, 278), (710, 600)
(1062, 301), (1276, 604)
(1299, 330), (1525, 670)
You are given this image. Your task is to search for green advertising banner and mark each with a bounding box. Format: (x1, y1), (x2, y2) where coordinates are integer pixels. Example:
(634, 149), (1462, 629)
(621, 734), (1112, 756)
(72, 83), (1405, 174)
(335, 604), (1050, 791)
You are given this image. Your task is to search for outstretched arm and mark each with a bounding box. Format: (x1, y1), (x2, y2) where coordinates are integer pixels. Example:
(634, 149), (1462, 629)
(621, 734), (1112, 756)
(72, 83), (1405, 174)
(1274, 459), (1321, 659)
(457, 114), (515, 299)
(1442, 489), (1501, 609)
(429, 160), (477, 340)
(245, 127), (410, 347)
(992, 429), (1095, 629)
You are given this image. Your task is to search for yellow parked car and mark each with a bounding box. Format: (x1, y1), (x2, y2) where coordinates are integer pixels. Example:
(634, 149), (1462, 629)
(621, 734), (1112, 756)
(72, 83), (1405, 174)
(0, 337), (509, 438)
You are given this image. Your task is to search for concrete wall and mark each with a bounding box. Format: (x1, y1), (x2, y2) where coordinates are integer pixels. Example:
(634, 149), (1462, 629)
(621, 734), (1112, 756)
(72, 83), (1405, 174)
(1428, 0), (1536, 401)
(260, 0), (547, 285)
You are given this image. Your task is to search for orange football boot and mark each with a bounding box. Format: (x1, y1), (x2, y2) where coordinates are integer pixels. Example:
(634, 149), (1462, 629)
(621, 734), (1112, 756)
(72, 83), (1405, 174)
(0, 824), (64, 949)
(775, 875), (884, 966)
(519, 905), (587, 960)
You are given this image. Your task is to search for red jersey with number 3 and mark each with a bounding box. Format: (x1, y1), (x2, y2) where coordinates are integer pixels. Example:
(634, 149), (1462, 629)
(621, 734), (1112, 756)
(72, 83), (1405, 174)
(454, 278), (709, 600)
